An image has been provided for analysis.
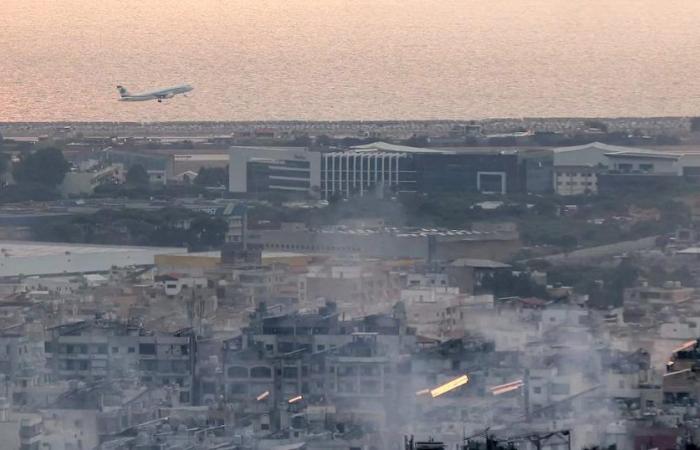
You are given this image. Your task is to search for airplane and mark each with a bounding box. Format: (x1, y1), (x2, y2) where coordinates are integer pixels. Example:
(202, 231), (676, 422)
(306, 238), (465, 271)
(116, 84), (193, 102)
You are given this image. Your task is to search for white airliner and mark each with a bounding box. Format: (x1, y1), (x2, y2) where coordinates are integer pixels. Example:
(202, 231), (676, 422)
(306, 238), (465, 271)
(116, 84), (193, 102)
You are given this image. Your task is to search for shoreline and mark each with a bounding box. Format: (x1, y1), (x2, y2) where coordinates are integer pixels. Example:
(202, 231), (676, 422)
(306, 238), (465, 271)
(1, 117), (695, 139)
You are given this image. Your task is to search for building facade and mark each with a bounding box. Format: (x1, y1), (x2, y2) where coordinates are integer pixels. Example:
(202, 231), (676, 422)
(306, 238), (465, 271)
(45, 319), (196, 403)
(320, 151), (416, 198)
(229, 146), (321, 195)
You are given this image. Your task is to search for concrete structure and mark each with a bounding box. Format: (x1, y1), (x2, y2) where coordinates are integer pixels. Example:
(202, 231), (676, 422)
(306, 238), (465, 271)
(170, 153), (229, 178)
(229, 142), (553, 198)
(553, 165), (602, 196)
(45, 319), (196, 403)
(221, 303), (415, 433)
(59, 164), (124, 196)
(155, 251), (222, 276)
(553, 142), (618, 195)
(624, 281), (695, 311)
(321, 150), (415, 198)
(320, 143), (450, 198)
(300, 262), (395, 315)
(552, 142), (700, 195)
(229, 146), (321, 194)
(105, 148), (229, 182)
(323, 143), (553, 198)
(0, 241), (186, 278)
(247, 225), (520, 262)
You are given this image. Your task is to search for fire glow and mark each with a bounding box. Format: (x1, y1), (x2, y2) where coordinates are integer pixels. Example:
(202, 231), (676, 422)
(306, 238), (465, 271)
(288, 395), (303, 404)
(256, 391), (270, 401)
(489, 379), (524, 395)
(429, 374), (469, 398)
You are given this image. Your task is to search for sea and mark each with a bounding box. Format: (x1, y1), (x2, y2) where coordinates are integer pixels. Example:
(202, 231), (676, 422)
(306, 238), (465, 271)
(2, 0), (700, 122)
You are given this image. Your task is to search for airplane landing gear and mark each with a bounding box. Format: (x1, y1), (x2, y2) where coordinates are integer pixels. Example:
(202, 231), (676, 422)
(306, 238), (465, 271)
(157, 99), (162, 103)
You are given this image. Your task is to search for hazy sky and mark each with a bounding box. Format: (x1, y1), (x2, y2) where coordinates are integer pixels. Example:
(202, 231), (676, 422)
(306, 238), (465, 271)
(3, 0), (700, 121)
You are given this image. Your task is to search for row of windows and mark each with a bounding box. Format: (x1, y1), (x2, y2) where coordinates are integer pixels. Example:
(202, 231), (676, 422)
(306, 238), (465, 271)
(46, 342), (189, 356)
(617, 163), (654, 172)
(557, 172), (595, 177)
(139, 376), (187, 387)
(556, 181), (594, 186)
(227, 363), (385, 379)
(264, 242), (360, 252)
(226, 378), (394, 398)
(262, 343), (332, 353)
(321, 157), (404, 171)
(139, 359), (189, 373)
(227, 366), (273, 379)
(336, 365), (381, 376)
(337, 379), (384, 393)
(51, 343), (111, 355)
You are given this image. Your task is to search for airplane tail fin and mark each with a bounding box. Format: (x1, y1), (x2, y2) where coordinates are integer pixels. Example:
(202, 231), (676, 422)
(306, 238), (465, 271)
(116, 85), (130, 97)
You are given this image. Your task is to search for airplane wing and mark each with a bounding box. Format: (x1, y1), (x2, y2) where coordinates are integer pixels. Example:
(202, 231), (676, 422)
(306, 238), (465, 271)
(155, 92), (175, 99)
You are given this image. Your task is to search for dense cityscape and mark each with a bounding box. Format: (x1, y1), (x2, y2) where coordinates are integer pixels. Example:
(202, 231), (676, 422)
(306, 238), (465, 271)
(0, 119), (699, 449)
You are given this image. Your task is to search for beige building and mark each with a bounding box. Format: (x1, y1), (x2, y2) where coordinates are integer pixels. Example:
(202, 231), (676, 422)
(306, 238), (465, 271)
(553, 165), (601, 195)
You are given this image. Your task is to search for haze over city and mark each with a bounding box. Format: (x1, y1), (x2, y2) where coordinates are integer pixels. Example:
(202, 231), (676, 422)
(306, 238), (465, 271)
(3, 0), (700, 121)
(7, 2), (700, 450)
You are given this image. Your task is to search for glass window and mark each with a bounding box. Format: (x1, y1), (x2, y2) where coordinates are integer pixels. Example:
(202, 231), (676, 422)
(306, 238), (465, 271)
(282, 367), (298, 378)
(227, 366), (248, 378)
(250, 366), (272, 378)
(139, 343), (156, 355)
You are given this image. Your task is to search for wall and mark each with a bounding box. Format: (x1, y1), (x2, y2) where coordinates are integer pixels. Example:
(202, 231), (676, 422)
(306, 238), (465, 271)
(414, 153), (522, 194)
(229, 147), (321, 194)
(0, 242), (186, 278)
(554, 168), (598, 195)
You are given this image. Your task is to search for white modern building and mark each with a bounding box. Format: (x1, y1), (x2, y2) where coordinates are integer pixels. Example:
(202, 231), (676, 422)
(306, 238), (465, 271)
(552, 142), (700, 195)
(321, 142), (452, 198)
(321, 150), (408, 198)
(228, 146), (321, 195)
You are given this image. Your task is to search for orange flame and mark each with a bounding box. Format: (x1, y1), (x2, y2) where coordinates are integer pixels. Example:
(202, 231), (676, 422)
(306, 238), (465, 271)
(673, 340), (696, 353)
(489, 379), (524, 395)
(430, 374), (469, 398)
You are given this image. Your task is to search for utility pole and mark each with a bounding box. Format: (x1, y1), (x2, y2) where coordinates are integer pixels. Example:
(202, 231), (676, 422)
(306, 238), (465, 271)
(524, 368), (531, 421)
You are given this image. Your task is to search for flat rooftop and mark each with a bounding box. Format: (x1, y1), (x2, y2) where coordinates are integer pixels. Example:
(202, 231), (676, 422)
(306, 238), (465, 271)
(0, 241), (186, 277)
(0, 241), (182, 258)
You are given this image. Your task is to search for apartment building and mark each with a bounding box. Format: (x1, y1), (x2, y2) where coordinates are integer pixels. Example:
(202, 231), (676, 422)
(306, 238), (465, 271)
(44, 318), (196, 403)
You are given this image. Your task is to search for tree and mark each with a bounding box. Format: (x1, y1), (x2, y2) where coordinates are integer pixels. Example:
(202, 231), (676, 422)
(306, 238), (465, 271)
(126, 164), (149, 186)
(559, 234), (579, 253)
(13, 147), (70, 187)
(692, 117), (700, 132)
(194, 166), (228, 188)
(403, 135), (429, 147)
(0, 152), (9, 179)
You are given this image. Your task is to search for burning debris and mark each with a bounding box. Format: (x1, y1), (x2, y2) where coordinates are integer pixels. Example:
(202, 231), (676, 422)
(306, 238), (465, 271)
(429, 374), (470, 398)
(287, 395), (303, 404)
(489, 379), (524, 395)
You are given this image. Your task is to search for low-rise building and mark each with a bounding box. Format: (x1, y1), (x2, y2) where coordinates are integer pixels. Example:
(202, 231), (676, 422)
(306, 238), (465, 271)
(247, 224), (520, 262)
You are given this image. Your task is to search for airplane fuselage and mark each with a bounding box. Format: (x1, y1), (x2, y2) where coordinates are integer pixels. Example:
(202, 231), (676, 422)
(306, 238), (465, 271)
(118, 84), (193, 102)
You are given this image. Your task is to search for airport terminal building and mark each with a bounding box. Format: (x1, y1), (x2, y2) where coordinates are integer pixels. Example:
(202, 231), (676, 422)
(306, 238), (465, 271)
(229, 142), (552, 199)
